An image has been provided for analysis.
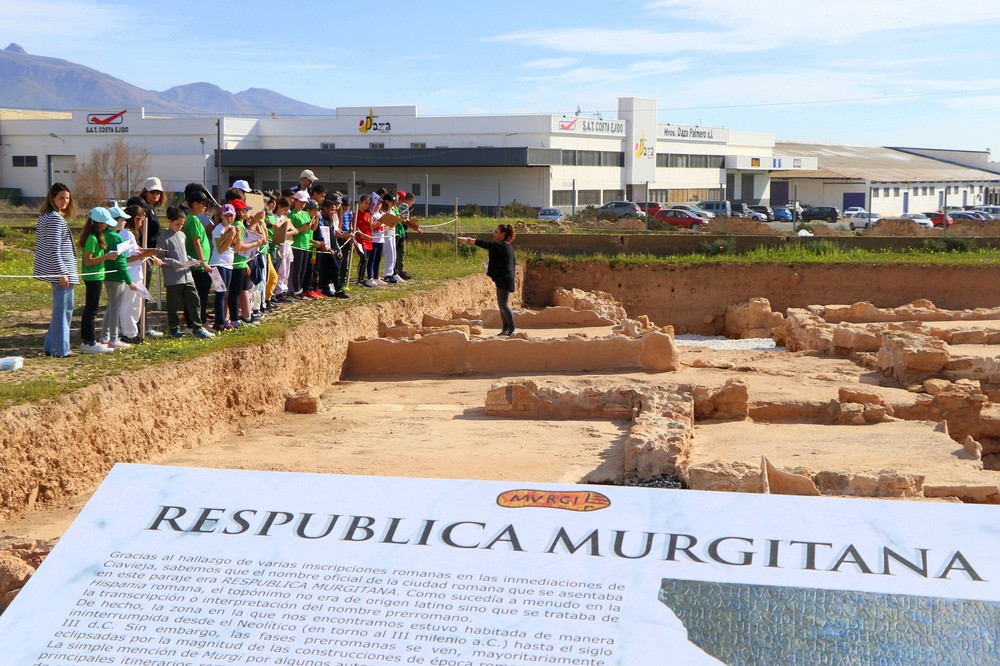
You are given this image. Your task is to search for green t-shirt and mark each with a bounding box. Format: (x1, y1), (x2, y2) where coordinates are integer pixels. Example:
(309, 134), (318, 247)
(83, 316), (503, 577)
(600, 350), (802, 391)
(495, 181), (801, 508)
(393, 205), (406, 240)
(232, 221), (249, 269)
(289, 209), (313, 250)
(81, 233), (106, 281)
(103, 230), (132, 285)
(183, 213), (211, 271)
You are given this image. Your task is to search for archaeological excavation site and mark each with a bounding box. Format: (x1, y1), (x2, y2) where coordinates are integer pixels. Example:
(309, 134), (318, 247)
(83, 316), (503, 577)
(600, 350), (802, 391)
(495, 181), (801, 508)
(2, 259), (1000, 605)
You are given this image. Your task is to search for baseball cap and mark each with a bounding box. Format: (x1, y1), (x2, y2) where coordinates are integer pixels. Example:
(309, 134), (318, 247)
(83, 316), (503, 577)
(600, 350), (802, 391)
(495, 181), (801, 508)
(305, 201), (319, 211)
(321, 198), (337, 208)
(231, 180), (252, 192)
(90, 207), (115, 225)
(108, 205), (131, 220)
(299, 169), (318, 182)
(220, 204), (236, 216)
(397, 190), (407, 200)
(328, 194), (343, 205)
(293, 190), (310, 202)
(186, 188), (210, 205)
(143, 177), (163, 193)
(230, 199), (251, 211)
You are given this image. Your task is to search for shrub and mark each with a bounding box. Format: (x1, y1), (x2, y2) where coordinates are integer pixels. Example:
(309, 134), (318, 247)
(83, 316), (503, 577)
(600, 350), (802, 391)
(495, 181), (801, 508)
(922, 237), (976, 253)
(699, 237), (737, 256)
(501, 200), (534, 218)
(458, 203), (482, 218)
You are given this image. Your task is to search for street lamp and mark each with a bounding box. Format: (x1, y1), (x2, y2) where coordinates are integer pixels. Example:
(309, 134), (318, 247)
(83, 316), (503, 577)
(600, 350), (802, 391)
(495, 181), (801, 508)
(49, 133), (65, 144)
(200, 137), (206, 186)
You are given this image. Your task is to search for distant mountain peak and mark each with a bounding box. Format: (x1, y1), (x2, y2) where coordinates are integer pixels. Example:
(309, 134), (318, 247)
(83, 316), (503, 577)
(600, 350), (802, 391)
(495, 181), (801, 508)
(0, 46), (332, 116)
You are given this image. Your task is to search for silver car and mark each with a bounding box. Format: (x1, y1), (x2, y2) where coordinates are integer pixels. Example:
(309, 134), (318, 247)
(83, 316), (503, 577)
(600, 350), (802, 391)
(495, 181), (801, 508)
(537, 207), (564, 222)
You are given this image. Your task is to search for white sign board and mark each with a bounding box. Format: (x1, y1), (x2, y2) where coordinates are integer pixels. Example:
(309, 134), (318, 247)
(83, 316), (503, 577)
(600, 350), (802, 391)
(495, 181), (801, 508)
(0, 465), (997, 665)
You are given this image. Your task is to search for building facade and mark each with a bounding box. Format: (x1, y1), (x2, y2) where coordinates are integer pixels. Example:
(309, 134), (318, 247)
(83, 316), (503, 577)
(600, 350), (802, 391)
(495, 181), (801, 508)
(0, 98), (816, 212)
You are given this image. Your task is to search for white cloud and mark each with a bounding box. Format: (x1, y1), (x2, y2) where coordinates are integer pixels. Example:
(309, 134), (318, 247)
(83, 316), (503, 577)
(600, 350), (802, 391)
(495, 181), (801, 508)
(518, 58), (691, 85)
(521, 57), (578, 70)
(491, 28), (764, 56)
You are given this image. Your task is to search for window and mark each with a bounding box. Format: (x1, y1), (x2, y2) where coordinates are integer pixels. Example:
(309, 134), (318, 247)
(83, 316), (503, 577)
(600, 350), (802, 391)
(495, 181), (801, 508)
(872, 189), (880, 198)
(552, 190), (573, 206)
(602, 151), (624, 167)
(320, 142), (335, 149)
(410, 142), (426, 149)
(929, 186), (935, 195)
(577, 150), (600, 166)
(578, 190), (600, 205)
(602, 189), (623, 203)
(561, 150), (577, 166)
(369, 142), (385, 149)
(883, 187), (890, 197)
(912, 186), (919, 195)
(689, 155), (708, 168)
(893, 187), (900, 196)
(922, 186), (929, 195)
(12, 155), (37, 167)
(410, 184), (421, 196)
(431, 184), (440, 197)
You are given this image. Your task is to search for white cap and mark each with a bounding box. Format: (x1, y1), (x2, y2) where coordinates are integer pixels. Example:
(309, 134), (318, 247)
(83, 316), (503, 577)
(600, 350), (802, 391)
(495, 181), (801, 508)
(299, 169), (318, 182)
(231, 179), (252, 192)
(143, 177), (163, 192)
(293, 190), (310, 202)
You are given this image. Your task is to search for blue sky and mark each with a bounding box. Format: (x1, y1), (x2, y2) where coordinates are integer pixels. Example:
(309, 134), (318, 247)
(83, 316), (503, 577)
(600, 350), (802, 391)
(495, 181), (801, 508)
(10, 0), (1000, 153)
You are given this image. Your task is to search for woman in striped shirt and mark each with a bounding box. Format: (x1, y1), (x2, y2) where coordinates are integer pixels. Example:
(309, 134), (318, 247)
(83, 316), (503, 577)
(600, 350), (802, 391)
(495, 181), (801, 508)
(33, 182), (80, 357)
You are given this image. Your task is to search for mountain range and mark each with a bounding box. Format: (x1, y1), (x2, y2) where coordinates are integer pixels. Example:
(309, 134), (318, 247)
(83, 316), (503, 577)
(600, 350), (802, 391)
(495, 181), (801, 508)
(0, 43), (334, 117)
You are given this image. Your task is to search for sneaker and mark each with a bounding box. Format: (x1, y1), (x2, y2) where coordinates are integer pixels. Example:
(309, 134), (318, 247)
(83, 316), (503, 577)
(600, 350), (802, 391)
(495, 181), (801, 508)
(194, 328), (215, 339)
(171, 331), (185, 339)
(373, 278), (388, 286)
(334, 291), (350, 299)
(81, 342), (113, 354)
(389, 275), (405, 284)
(239, 317), (256, 326)
(250, 313), (263, 323)
(360, 279), (374, 288)
(224, 323), (236, 330)
(399, 271), (413, 280)
(303, 290), (318, 299)
(145, 329), (164, 339)
(107, 340), (131, 349)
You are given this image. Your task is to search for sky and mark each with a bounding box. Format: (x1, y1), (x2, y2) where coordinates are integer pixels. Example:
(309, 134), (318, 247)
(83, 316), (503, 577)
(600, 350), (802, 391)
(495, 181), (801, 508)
(9, 0), (1000, 153)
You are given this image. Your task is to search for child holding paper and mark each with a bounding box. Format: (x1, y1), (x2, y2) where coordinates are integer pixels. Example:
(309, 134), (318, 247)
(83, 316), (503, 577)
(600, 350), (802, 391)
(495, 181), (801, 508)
(157, 207), (214, 339)
(100, 211), (138, 349)
(77, 207), (119, 354)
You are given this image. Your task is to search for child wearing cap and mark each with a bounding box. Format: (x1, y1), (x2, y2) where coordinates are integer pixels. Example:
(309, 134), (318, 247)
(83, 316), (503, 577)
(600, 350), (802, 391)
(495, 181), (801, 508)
(288, 190), (315, 298)
(210, 204), (239, 330)
(100, 211), (138, 349)
(182, 188), (214, 327)
(271, 197), (296, 302)
(395, 191), (420, 280)
(118, 204), (163, 343)
(77, 207), (120, 354)
(157, 207), (214, 339)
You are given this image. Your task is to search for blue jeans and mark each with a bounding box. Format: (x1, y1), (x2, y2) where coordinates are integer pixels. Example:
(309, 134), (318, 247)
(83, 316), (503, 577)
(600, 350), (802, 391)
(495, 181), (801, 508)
(44, 282), (75, 356)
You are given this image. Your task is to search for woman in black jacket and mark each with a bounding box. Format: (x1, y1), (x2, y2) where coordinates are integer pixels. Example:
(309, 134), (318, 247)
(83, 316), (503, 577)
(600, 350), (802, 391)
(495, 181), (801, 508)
(459, 224), (517, 336)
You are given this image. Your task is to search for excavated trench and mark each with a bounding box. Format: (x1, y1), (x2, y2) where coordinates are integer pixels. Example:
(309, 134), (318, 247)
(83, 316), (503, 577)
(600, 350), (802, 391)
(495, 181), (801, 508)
(4, 261), (1000, 530)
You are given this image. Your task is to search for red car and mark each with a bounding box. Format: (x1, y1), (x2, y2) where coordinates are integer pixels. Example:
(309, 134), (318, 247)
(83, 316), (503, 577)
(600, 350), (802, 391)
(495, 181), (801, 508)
(922, 212), (954, 227)
(637, 202), (666, 216)
(654, 208), (706, 229)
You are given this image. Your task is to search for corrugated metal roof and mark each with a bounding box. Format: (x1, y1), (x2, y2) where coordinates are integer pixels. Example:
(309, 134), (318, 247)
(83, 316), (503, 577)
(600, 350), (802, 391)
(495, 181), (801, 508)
(220, 147), (562, 168)
(772, 142), (1000, 183)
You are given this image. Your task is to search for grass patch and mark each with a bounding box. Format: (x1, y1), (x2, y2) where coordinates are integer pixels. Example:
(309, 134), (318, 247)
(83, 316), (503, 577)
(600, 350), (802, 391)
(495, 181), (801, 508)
(0, 239), (483, 409)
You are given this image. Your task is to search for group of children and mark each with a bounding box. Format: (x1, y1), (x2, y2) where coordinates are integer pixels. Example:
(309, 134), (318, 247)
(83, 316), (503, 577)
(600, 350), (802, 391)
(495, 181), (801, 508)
(63, 172), (424, 352)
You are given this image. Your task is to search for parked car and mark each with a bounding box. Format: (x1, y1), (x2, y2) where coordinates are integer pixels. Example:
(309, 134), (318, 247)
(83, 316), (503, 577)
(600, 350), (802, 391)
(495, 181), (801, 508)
(843, 206), (866, 218)
(901, 213), (933, 229)
(748, 205), (774, 221)
(636, 202), (666, 216)
(597, 201), (643, 218)
(951, 211), (984, 221)
(802, 206), (841, 223)
(772, 206), (793, 222)
(698, 200), (732, 217)
(971, 205), (1000, 219)
(537, 207), (564, 222)
(922, 212), (954, 227)
(667, 203), (714, 219)
(653, 209), (707, 229)
(848, 211), (882, 230)
(964, 210), (990, 220)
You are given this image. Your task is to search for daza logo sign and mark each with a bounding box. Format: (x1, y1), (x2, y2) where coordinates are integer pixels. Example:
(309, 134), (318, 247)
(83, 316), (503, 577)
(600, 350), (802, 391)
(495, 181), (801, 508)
(359, 108), (391, 134)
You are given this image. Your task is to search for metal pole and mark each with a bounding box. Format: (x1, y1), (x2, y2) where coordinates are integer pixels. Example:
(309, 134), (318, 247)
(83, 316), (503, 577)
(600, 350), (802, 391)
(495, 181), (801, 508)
(216, 118), (223, 200)
(572, 178), (576, 220)
(277, 168), (282, 191)
(942, 186), (948, 237)
(497, 177), (501, 219)
(454, 197), (459, 257)
(424, 173), (429, 217)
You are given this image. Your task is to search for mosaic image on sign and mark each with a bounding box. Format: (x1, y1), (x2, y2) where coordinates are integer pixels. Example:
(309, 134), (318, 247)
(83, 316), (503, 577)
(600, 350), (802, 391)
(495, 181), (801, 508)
(658, 579), (1000, 665)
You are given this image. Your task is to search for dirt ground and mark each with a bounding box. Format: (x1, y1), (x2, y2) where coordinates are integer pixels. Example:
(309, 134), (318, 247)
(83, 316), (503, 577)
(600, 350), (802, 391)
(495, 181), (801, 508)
(6, 321), (995, 544)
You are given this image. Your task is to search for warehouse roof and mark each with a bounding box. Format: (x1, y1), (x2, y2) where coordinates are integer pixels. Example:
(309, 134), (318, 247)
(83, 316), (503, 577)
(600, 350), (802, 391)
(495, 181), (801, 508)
(771, 142), (1000, 183)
